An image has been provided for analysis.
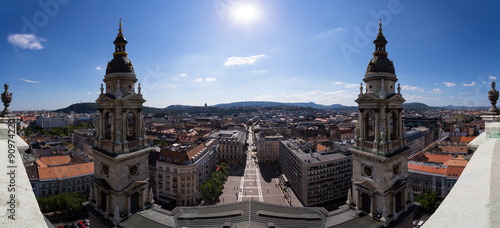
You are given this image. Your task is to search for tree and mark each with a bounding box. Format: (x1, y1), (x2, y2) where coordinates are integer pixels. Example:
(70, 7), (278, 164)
(414, 191), (441, 213)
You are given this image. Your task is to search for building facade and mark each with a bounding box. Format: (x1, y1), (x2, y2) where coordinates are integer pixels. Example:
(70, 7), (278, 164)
(155, 139), (218, 206)
(87, 22), (153, 227)
(279, 140), (352, 207)
(215, 130), (246, 164)
(256, 133), (282, 164)
(348, 22), (414, 226)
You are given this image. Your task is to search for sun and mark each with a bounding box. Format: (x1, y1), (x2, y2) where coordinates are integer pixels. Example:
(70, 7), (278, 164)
(231, 4), (259, 22)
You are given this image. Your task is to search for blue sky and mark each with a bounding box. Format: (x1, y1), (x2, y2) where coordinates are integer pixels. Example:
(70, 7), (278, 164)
(2, 0), (500, 110)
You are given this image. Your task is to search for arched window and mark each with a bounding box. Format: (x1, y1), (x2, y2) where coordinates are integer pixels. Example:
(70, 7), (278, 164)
(127, 112), (135, 141)
(365, 112), (375, 141)
(105, 112), (112, 140)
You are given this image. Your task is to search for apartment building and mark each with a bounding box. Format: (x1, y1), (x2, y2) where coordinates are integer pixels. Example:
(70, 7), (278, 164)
(155, 139), (218, 206)
(278, 140), (352, 207)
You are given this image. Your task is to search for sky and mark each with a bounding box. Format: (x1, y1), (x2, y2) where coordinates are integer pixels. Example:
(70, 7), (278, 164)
(1, 0), (500, 110)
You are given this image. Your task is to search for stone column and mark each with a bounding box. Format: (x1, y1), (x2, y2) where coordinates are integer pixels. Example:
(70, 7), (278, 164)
(121, 110), (127, 143)
(359, 110), (364, 140)
(386, 111), (391, 142)
(374, 111), (380, 143)
(370, 195), (375, 216)
(398, 109), (403, 139)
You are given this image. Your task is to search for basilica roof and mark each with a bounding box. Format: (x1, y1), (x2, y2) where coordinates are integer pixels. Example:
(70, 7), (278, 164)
(365, 22), (396, 75)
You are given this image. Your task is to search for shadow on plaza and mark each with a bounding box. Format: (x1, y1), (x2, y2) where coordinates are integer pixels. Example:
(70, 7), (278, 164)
(258, 163), (280, 183)
(228, 163), (245, 176)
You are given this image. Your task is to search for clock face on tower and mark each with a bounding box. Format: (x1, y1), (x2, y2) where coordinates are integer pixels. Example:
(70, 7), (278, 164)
(129, 165), (138, 176)
(363, 165), (373, 178)
(393, 164), (400, 176)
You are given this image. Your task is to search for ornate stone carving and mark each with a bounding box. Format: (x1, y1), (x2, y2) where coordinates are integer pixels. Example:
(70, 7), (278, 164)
(488, 81), (499, 114)
(359, 83), (364, 97)
(1, 83), (14, 117)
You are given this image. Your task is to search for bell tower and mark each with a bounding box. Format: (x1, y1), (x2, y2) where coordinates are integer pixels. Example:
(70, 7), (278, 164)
(88, 20), (152, 226)
(348, 21), (413, 226)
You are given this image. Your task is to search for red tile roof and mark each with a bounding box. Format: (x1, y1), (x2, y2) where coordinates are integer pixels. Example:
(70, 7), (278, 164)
(460, 136), (476, 143)
(38, 162), (94, 180)
(408, 163), (447, 175)
(39, 155), (71, 166)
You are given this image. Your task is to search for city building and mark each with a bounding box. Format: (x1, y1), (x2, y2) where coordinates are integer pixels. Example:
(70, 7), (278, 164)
(408, 151), (468, 197)
(35, 115), (70, 129)
(72, 129), (94, 151)
(86, 22), (153, 227)
(155, 139), (218, 206)
(255, 132), (282, 164)
(348, 22), (416, 226)
(214, 130), (246, 164)
(404, 130), (425, 158)
(278, 139), (352, 207)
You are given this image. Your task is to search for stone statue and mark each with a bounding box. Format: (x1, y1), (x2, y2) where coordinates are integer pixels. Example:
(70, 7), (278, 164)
(1, 83), (14, 116)
(380, 127), (387, 144)
(115, 79), (123, 99)
(354, 122), (360, 139)
(379, 79), (386, 99)
(359, 83), (363, 97)
(488, 81), (499, 114)
(138, 83), (142, 96)
(397, 83), (401, 94)
(100, 83), (104, 94)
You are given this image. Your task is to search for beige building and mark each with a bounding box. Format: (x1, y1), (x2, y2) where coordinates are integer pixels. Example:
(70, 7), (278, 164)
(256, 133), (282, 164)
(278, 140), (352, 207)
(155, 139), (218, 206)
(215, 130), (246, 164)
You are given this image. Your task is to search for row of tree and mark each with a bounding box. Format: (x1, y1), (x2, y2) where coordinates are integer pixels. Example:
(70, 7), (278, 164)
(37, 191), (88, 215)
(199, 162), (229, 204)
(24, 122), (92, 137)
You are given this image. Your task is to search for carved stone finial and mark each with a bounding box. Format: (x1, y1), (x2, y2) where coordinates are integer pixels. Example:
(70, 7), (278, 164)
(1, 83), (14, 117)
(488, 81), (500, 114)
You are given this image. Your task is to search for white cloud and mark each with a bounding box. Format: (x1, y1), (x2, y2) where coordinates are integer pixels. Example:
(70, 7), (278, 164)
(250, 69), (267, 74)
(180, 73), (187, 77)
(195, 78), (203, 83)
(205, 77), (217, 82)
(490, 75), (497, 80)
(458, 92), (471, 95)
(87, 92), (91, 95)
(224, 54), (265, 66)
(462, 81), (477, 87)
(442, 82), (456, 87)
(401, 85), (425, 92)
(334, 82), (343, 85)
(428, 88), (443, 94)
(70, 92), (78, 96)
(345, 83), (359, 88)
(313, 27), (342, 39)
(96, 66), (102, 71)
(7, 34), (46, 50)
(21, 78), (39, 83)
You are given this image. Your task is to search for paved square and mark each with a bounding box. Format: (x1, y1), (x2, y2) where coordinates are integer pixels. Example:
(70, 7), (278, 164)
(218, 152), (302, 207)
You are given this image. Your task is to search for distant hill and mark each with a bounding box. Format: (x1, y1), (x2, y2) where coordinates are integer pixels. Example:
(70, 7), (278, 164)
(214, 101), (353, 109)
(55, 103), (99, 113)
(55, 102), (164, 114)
